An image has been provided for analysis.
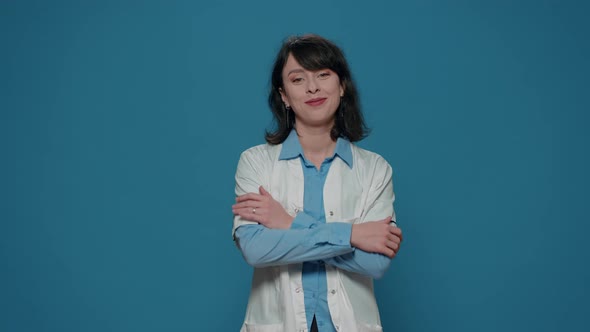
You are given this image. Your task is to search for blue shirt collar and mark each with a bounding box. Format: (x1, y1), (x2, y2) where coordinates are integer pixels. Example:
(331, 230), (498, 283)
(278, 129), (353, 169)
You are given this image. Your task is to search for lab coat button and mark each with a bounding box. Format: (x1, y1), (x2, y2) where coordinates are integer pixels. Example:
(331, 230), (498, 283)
(330, 289), (336, 295)
(329, 211), (334, 216)
(295, 287), (302, 293)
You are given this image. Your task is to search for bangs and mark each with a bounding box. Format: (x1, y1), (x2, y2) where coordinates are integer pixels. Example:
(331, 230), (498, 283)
(289, 38), (342, 73)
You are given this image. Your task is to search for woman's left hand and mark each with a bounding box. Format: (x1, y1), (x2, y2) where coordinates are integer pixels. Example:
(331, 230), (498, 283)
(232, 186), (294, 229)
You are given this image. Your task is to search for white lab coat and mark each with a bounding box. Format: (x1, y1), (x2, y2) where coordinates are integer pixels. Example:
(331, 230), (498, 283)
(233, 141), (396, 332)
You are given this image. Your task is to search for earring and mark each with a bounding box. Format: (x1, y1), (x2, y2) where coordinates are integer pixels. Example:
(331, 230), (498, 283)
(338, 99), (348, 133)
(284, 104), (291, 128)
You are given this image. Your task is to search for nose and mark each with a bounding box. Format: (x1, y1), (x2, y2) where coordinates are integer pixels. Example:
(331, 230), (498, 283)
(306, 78), (320, 94)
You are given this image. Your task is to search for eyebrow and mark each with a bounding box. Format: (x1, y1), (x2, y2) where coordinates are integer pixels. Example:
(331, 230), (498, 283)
(287, 68), (305, 76)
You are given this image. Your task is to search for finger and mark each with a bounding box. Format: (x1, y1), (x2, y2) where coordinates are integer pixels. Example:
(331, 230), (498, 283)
(389, 225), (402, 236)
(387, 233), (401, 244)
(236, 193), (264, 203)
(232, 202), (246, 210)
(376, 238), (397, 257)
(393, 227), (403, 241)
(233, 206), (248, 215)
(236, 193), (262, 202)
(232, 201), (259, 209)
(236, 193), (250, 202)
(386, 240), (399, 253)
(234, 206), (266, 216)
(232, 208), (246, 216)
(253, 207), (268, 219)
(381, 246), (395, 258)
(236, 207), (270, 220)
(380, 216), (392, 224)
(259, 186), (271, 197)
(236, 211), (260, 223)
(233, 207), (251, 215)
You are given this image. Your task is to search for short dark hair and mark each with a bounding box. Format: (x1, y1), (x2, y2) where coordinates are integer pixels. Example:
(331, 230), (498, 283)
(265, 34), (369, 145)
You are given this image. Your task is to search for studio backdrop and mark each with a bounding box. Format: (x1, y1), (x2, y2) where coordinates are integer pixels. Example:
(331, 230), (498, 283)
(1, 1), (588, 331)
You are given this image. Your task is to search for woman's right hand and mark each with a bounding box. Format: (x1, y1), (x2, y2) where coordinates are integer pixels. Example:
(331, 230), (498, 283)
(232, 186), (294, 229)
(350, 217), (402, 258)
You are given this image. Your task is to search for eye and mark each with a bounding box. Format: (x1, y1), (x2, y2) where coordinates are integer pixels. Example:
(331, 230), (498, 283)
(291, 77), (303, 84)
(318, 71), (331, 79)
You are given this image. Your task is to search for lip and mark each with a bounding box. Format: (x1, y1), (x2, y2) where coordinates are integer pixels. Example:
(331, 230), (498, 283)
(305, 98), (327, 106)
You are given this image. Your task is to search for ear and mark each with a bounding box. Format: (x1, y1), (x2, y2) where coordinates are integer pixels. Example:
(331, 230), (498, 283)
(339, 83), (345, 97)
(279, 87), (289, 106)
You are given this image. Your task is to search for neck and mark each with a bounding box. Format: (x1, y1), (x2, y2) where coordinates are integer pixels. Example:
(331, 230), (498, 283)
(295, 123), (336, 160)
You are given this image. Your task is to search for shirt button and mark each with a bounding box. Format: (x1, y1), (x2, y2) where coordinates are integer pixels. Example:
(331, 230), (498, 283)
(294, 208), (299, 213)
(330, 289), (336, 295)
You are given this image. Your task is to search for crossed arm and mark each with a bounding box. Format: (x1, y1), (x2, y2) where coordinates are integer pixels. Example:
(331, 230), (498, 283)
(233, 186), (402, 279)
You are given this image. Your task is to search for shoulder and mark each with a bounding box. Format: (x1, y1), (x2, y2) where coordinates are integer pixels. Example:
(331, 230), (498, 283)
(236, 143), (282, 173)
(351, 144), (392, 171)
(350, 144), (393, 186)
(239, 143), (282, 162)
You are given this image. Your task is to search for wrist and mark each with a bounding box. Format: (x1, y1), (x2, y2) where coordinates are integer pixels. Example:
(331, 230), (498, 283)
(274, 213), (295, 229)
(283, 215), (295, 229)
(350, 224), (358, 247)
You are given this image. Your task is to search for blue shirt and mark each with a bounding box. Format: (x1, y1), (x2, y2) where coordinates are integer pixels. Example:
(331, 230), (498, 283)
(234, 130), (393, 330)
(278, 130), (353, 332)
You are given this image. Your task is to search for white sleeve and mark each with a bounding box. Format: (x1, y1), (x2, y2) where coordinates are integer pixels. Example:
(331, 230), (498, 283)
(232, 147), (268, 237)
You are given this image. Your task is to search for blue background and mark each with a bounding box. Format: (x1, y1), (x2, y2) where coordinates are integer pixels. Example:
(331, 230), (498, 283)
(1, 0), (589, 331)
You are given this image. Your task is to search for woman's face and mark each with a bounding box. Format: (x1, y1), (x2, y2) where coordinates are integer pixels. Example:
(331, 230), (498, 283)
(280, 54), (344, 129)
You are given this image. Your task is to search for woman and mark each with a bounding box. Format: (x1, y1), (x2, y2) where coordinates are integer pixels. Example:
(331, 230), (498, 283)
(232, 34), (403, 332)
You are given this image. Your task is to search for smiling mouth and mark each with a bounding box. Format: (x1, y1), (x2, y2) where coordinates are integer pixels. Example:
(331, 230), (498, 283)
(305, 98), (327, 106)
